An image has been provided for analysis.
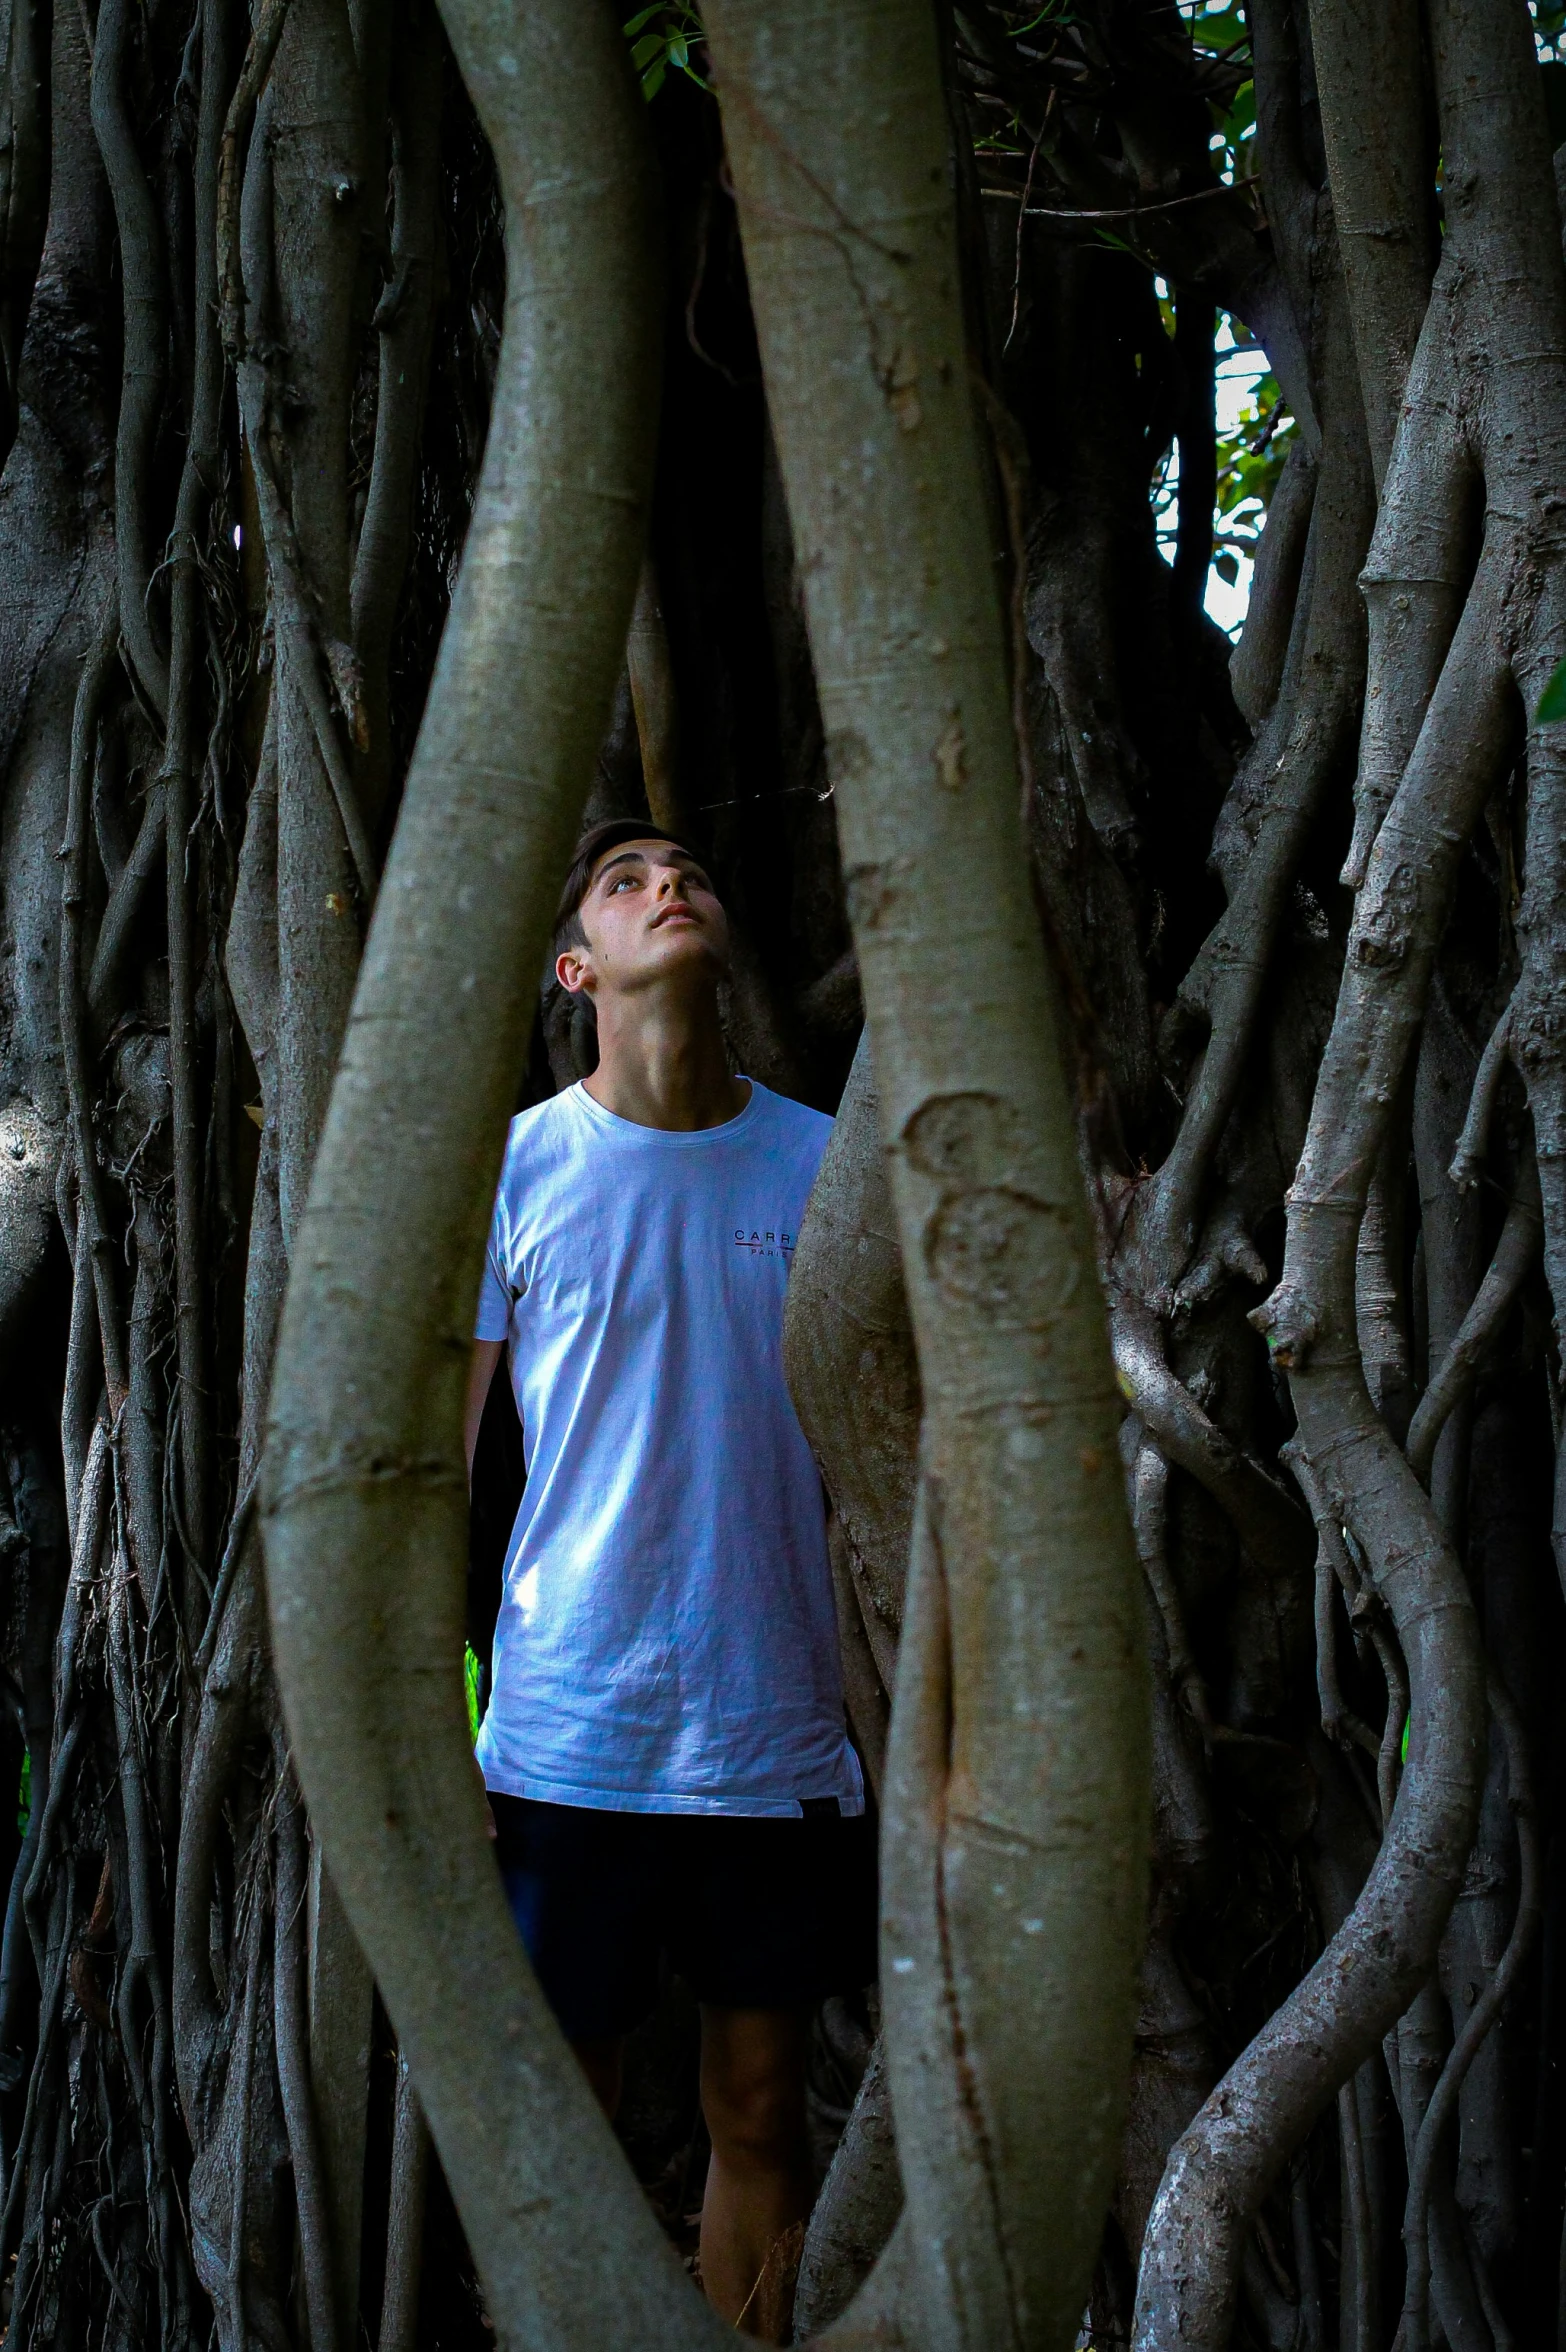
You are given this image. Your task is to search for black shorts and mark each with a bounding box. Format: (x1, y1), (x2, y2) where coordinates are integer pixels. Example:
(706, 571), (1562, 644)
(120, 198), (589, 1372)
(490, 1793), (878, 2043)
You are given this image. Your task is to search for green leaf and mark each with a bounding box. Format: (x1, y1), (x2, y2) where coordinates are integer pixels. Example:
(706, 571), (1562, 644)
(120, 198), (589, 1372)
(1189, 7), (1248, 54)
(622, 4), (661, 31)
(1221, 80), (1256, 141)
(642, 55), (666, 97)
(630, 30), (663, 68)
(1537, 655), (1566, 724)
(668, 31), (687, 65)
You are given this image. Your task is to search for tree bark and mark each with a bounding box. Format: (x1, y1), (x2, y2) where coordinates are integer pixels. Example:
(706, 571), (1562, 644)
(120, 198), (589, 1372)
(262, 9), (686, 2351)
(705, 9), (1151, 2346)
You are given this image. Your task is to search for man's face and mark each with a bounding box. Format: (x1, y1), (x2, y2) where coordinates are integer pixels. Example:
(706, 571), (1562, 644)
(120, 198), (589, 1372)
(557, 840), (731, 1002)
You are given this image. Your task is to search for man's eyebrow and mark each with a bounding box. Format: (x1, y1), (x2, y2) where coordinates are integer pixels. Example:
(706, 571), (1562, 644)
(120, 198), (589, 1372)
(592, 847), (712, 887)
(593, 850), (648, 882)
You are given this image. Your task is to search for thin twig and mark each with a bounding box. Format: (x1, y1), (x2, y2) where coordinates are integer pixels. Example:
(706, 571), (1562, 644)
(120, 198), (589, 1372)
(1004, 128), (1042, 349)
(980, 180), (1250, 220)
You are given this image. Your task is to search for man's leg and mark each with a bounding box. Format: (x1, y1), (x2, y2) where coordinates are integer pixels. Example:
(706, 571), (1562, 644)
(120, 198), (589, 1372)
(490, 1795), (657, 2120)
(698, 2005), (814, 2337)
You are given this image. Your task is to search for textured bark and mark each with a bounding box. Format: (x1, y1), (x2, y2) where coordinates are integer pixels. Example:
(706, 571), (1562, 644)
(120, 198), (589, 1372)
(705, 10), (1151, 2347)
(262, 0), (367, 1248)
(1306, 0), (1436, 488)
(794, 2040), (904, 2338)
(784, 1029), (919, 1700)
(263, 10), (689, 2352)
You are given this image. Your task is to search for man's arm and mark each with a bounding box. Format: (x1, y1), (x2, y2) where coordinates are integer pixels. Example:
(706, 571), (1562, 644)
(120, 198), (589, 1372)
(465, 1339), (505, 1485)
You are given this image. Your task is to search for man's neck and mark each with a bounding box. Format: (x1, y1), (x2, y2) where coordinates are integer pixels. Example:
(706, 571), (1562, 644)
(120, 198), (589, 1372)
(583, 989), (748, 1132)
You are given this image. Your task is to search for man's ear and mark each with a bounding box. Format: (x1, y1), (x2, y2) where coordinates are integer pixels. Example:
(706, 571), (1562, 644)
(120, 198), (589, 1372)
(555, 945), (594, 996)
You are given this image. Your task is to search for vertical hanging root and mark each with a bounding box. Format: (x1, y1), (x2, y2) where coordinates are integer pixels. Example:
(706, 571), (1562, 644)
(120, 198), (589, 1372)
(160, 0), (233, 1609)
(90, 0), (171, 721)
(260, 8), (706, 2352)
(216, 0), (295, 363)
(1284, 1439), (1382, 1768)
(1399, 1675), (1540, 2352)
(273, 1759), (340, 2352)
(1338, 2078), (1377, 2352)
(1405, 1151), (1543, 1484)
(702, 6), (1150, 2346)
(58, 602), (128, 1409)
(878, 1483), (1021, 2352)
(378, 2053), (431, 2352)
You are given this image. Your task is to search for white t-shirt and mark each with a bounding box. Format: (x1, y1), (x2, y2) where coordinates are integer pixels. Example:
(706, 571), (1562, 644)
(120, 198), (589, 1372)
(473, 1078), (864, 1818)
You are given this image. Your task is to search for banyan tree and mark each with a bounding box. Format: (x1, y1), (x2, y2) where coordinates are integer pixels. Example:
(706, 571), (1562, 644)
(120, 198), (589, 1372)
(0, 0), (1562, 2346)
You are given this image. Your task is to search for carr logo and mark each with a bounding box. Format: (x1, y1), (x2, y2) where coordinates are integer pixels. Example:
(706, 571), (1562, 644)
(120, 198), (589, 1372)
(733, 1227), (795, 1259)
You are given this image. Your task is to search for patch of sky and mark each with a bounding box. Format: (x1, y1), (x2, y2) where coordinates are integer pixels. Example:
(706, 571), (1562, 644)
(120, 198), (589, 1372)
(1152, 4), (1282, 636)
(1151, 293), (1292, 640)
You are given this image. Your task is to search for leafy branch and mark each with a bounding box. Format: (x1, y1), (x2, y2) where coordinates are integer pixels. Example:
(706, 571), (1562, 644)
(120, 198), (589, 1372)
(623, 4), (709, 99)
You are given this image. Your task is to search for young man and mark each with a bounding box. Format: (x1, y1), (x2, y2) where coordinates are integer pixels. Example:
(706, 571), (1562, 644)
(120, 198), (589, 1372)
(465, 820), (874, 2334)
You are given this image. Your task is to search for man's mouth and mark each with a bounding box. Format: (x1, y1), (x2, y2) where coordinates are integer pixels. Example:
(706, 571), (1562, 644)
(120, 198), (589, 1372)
(651, 906), (700, 928)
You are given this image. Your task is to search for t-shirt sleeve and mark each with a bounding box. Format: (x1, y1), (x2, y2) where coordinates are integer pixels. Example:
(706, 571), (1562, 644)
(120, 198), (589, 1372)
(474, 1194), (512, 1341)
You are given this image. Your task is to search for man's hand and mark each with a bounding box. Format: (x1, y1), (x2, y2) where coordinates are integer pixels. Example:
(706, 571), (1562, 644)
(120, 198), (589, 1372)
(465, 1338), (505, 1486)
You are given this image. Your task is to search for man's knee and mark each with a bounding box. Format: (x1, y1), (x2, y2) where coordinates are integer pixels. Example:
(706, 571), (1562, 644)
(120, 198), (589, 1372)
(701, 2009), (808, 2168)
(705, 2069), (801, 2165)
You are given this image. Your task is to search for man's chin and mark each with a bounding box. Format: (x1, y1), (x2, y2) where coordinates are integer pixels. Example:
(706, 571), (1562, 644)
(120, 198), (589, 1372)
(629, 934), (727, 988)
(650, 919), (719, 955)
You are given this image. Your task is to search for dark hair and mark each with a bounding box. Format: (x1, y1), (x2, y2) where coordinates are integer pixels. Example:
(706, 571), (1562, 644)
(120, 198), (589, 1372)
(552, 818), (701, 956)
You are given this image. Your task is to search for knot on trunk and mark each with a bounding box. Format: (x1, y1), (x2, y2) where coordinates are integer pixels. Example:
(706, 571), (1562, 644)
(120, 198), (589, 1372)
(1249, 1282), (1318, 1370)
(1351, 855), (1421, 969)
